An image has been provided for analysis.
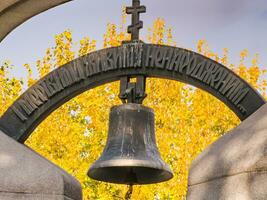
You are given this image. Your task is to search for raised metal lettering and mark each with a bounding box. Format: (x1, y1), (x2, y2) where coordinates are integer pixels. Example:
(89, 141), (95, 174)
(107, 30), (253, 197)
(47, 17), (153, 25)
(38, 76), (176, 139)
(12, 105), (28, 121)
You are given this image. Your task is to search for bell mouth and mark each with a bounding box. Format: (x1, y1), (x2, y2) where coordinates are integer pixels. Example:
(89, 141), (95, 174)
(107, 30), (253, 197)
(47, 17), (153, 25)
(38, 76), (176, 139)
(88, 159), (173, 185)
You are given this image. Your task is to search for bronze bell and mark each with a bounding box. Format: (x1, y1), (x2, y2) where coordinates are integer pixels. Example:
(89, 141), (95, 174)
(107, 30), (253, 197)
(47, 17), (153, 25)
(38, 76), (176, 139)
(88, 103), (173, 185)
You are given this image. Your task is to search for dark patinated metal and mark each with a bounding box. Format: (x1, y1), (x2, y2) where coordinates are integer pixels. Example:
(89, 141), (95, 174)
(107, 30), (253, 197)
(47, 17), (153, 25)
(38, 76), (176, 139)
(119, 76), (147, 104)
(0, 0), (265, 147)
(126, 0), (146, 40)
(0, 43), (265, 143)
(88, 103), (173, 185)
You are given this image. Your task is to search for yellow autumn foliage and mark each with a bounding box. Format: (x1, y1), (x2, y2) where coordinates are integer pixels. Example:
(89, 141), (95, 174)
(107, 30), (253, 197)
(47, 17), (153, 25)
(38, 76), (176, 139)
(0, 15), (266, 200)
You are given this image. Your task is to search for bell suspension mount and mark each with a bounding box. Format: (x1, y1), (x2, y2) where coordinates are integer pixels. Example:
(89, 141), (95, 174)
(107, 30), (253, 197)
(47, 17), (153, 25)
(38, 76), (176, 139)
(119, 76), (147, 104)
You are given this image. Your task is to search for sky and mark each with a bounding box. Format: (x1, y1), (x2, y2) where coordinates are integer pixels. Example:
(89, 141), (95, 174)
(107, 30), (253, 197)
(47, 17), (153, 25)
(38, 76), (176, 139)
(0, 0), (267, 79)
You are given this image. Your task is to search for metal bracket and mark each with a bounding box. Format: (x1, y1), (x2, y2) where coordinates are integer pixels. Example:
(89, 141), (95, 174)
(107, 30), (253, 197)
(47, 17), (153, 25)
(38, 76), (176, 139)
(119, 76), (147, 104)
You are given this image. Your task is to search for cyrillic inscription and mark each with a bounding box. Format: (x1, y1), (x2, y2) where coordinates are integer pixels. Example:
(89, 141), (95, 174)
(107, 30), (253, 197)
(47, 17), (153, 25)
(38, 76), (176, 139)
(12, 43), (254, 121)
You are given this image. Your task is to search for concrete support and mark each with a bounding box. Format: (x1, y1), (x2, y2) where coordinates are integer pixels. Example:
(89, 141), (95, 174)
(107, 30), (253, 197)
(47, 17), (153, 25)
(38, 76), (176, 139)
(0, 0), (72, 42)
(0, 130), (82, 200)
(187, 104), (267, 200)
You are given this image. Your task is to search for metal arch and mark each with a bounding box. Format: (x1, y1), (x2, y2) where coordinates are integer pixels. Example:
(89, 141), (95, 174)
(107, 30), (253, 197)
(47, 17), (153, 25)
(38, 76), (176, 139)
(0, 42), (265, 143)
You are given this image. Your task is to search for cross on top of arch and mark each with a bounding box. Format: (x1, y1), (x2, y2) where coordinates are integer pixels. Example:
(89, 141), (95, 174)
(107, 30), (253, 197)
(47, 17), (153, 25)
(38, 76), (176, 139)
(126, 0), (146, 40)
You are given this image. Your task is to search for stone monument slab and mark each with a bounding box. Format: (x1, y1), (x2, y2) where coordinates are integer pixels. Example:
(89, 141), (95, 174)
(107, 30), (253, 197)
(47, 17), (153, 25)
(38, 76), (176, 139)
(0, 0), (72, 42)
(0, 130), (82, 200)
(187, 103), (267, 200)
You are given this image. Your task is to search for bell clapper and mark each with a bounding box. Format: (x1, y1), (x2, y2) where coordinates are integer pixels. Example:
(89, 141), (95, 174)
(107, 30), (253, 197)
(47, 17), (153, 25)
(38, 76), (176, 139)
(125, 184), (134, 200)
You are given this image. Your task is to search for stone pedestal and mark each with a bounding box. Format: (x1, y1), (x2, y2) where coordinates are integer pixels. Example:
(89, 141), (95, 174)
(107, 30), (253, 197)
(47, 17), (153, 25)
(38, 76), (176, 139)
(187, 104), (267, 200)
(0, 130), (82, 200)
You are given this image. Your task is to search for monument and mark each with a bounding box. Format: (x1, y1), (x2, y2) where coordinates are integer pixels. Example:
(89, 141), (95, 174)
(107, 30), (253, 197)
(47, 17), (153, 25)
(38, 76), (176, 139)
(0, 0), (266, 199)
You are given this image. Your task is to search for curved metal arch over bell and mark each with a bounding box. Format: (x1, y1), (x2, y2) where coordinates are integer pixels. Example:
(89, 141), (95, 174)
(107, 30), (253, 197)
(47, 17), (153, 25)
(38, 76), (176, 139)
(88, 103), (173, 185)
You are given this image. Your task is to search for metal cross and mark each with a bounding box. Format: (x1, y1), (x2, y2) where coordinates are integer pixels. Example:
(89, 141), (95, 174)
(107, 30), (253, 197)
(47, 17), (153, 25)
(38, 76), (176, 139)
(126, 0), (146, 40)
